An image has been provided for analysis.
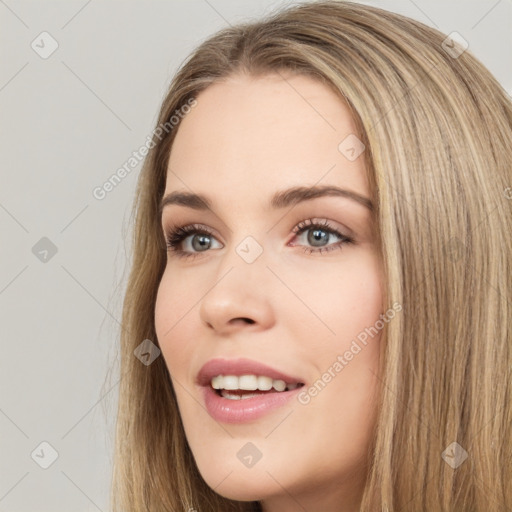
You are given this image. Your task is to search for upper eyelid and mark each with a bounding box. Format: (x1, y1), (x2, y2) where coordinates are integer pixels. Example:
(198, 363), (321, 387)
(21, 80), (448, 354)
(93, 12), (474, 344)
(164, 219), (341, 233)
(164, 218), (350, 244)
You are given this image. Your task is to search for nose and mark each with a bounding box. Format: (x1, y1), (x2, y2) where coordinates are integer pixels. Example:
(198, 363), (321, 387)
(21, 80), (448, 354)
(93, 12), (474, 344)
(198, 250), (276, 335)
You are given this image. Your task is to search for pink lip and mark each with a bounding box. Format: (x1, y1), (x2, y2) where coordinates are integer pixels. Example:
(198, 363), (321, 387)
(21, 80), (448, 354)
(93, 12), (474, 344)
(197, 358), (304, 424)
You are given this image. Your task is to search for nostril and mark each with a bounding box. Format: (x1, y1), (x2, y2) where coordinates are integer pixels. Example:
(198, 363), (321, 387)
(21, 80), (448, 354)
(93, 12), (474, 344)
(231, 317), (255, 325)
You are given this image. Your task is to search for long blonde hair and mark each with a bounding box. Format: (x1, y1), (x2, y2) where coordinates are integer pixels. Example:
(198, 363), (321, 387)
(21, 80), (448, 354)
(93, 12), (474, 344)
(110, 1), (512, 510)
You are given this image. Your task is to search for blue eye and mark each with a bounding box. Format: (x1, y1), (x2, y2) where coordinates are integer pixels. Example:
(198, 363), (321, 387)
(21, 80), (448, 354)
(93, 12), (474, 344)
(164, 218), (354, 260)
(291, 218), (354, 255)
(164, 224), (218, 258)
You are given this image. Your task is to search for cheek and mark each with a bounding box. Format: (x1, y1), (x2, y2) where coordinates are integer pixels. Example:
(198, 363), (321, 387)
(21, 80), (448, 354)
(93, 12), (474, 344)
(154, 271), (195, 376)
(287, 250), (383, 415)
(289, 249), (383, 341)
(338, 263), (383, 341)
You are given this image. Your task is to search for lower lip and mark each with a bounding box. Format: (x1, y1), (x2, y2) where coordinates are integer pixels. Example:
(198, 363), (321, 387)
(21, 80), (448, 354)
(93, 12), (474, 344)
(201, 384), (301, 423)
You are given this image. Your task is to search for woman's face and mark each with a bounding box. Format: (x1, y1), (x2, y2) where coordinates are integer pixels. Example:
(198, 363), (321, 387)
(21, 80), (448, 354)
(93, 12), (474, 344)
(155, 72), (384, 512)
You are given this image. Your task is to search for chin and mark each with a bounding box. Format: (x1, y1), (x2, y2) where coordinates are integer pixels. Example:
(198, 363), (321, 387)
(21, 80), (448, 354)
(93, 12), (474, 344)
(191, 443), (291, 502)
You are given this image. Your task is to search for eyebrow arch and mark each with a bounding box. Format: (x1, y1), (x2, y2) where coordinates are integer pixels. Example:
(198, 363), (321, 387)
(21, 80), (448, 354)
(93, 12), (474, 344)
(159, 185), (373, 215)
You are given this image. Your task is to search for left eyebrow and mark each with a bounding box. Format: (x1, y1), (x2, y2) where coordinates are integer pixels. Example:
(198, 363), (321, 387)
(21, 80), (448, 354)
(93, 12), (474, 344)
(159, 184), (374, 215)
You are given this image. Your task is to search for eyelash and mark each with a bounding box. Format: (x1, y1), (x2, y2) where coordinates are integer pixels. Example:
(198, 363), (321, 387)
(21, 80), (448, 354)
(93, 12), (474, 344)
(164, 218), (354, 260)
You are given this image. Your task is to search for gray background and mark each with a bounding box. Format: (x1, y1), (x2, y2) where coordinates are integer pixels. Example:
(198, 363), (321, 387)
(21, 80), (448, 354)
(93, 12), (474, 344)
(1, 1), (510, 510)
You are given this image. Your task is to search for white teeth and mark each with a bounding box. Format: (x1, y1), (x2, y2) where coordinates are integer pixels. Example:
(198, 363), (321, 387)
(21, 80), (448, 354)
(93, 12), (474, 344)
(239, 375), (258, 390)
(222, 375), (239, 390)
(273, 379), (286, 392)
(257, 375), (273, 390)
(210, 374), (299, 393)
(220, 390), (260, 400)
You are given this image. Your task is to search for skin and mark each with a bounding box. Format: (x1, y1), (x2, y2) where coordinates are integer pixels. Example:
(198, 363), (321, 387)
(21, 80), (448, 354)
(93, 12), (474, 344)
(155, 72), (384, 512)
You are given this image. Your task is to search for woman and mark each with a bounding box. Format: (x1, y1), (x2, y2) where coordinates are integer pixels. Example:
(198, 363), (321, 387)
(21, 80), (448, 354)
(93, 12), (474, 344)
(111, 1), (512, 510)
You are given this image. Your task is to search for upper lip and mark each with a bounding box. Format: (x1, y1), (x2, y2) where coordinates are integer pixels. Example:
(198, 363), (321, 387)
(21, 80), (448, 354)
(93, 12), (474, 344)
(196, 357), (304, 387)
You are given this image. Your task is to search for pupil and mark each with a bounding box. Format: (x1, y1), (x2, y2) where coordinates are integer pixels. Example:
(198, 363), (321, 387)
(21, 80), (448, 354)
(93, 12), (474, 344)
(192, 234), (210, 251)
(308, 229), (328, 247)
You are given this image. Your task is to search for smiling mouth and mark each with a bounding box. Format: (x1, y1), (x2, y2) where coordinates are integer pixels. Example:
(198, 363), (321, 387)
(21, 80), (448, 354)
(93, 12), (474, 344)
(211, 374), (305, 400)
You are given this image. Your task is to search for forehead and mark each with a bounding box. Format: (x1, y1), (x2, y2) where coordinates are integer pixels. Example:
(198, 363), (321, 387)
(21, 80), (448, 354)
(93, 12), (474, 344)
(165, 72), (369, 203)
